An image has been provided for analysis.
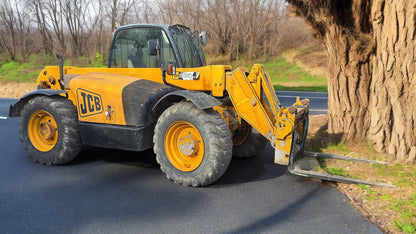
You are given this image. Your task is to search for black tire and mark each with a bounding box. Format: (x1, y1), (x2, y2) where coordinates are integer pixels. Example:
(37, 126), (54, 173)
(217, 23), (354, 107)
(18, 95), (82, 165)
(232, 120), (268, 158)
(153, 102), (232, 187)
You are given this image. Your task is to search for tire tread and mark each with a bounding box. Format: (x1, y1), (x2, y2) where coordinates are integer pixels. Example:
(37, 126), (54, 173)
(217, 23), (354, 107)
(153, 102), (232, 187)
(18, 95), (82, 165)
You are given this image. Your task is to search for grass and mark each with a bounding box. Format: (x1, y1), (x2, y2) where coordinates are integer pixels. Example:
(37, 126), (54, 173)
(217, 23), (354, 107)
(395, 220), (416, 233)
(262, 58), (327, 91)
(0, 60), (40, 82)
(381, 194), (391, 200)
(367, 189), (380, 201)
(327, 167), (349, 177)
(358, 184), (370, 190)
(391, 193), (416, 233)
(327, 140), (349, 154)
(0, 54), (105, 82)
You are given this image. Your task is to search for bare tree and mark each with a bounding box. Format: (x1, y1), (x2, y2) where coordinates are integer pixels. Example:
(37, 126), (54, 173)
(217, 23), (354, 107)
(14, 0), (36, 60)
(0, 0), (18, 61)
(132, 1), (157, 24)
(105, 0), (135, 31)
(206, 0), (232, 55)
(30, 0), (54, 55)
(62, 0), (100, 56)
(44, 0), (66, 56)
(0, 0), (38, 61)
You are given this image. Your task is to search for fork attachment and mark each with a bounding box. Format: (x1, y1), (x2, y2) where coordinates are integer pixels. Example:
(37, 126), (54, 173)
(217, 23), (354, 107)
(289, 151), (395, 188)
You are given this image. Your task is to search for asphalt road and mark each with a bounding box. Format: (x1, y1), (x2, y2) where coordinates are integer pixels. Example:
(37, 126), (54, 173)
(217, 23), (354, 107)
(277, 91), (328, 115)
(0, 96), (380, 234)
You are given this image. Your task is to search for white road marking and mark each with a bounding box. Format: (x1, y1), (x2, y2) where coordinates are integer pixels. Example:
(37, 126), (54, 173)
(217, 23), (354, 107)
(0, 116), (8, 120)
(309, 108), (328, 112)
(277, 95), (328, 100)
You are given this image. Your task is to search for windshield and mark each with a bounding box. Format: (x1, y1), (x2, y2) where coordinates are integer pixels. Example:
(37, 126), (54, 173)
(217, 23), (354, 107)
(109, 26), (177, 68)
(169, 25), (206, 68)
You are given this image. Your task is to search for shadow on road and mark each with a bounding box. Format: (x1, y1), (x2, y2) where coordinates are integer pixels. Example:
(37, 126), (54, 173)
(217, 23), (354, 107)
(70, 147), (159, 169)
(215, 157), (287, 187)
(67, 144), (286, 187)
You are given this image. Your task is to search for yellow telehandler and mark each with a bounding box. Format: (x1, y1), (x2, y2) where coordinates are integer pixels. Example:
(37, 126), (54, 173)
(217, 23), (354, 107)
(9, 24), (392, 187)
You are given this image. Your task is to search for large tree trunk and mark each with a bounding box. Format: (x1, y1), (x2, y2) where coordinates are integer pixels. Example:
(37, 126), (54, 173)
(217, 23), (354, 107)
(370, 1), (416, 162)
(287, 0), (416, 163)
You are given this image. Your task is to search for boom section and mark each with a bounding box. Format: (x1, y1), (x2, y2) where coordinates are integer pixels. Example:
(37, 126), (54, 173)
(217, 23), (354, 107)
(225, 64), (309, 165)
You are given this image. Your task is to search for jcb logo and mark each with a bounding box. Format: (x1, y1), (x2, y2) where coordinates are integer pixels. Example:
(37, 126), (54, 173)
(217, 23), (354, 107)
(77, 89), (103, 117)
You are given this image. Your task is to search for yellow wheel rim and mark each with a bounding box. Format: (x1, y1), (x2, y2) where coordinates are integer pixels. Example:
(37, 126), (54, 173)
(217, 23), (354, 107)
(28, 110), (58, 152)
(165, 121), (204, 172)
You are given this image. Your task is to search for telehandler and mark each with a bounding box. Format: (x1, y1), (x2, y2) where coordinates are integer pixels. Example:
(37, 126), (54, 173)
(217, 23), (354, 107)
(9, 24), (392, 187)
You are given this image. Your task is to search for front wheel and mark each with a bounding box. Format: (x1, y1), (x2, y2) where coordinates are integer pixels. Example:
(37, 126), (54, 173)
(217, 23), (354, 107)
(153, 102), (232, 187)
(18, 96), (82, 165)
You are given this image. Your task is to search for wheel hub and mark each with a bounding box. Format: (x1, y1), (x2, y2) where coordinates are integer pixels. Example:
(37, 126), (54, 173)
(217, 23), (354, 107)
(39, 122), (57, 140)
(178, 134), (199, 156)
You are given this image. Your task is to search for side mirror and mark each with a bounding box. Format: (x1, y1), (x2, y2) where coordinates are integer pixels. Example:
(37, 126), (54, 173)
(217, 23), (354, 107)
(147, 39), (159, 56)
(199, 31), (207, 45)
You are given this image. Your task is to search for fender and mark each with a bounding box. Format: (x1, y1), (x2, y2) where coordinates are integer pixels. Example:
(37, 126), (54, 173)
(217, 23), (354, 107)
(9, 89), (67, 117)
(153, 90), (222, 112)
(121, 79), (176, 126)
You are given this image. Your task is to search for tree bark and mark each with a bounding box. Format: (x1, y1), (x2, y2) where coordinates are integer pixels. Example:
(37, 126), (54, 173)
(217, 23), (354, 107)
(369, 1), (416, 162)
(287, 0), (416, 163)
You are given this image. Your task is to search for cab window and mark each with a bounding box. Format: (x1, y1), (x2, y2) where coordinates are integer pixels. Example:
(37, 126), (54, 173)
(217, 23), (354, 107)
(109, 27), (177, 68)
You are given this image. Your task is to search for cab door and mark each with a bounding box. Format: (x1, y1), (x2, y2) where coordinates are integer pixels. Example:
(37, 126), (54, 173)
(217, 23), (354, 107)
(108, 25), (178, 69)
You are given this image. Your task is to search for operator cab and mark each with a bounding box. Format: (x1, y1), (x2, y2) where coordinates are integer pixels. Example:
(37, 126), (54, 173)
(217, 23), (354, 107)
(108, 24), (206, 69)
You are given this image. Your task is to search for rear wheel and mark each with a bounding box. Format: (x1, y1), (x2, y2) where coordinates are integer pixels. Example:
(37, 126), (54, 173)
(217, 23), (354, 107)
(19, 96), (82, 165)
(153, 102), (232, 187)
(232, 120), (268, 158)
